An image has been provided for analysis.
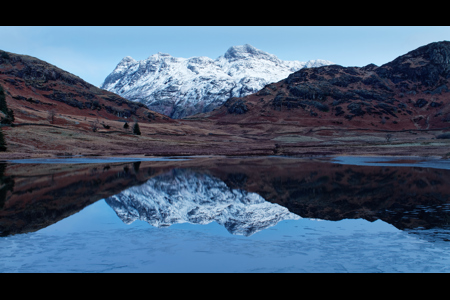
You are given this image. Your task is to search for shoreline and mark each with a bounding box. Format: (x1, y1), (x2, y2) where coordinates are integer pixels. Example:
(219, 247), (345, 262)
(1, 146), (449, 161)
(2, 152), (449, 166)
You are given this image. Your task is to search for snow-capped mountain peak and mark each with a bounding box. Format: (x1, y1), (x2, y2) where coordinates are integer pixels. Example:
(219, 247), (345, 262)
(223, 44), (279, 63)
(116, 56), (137, 69)
(101, 45), (334, 119)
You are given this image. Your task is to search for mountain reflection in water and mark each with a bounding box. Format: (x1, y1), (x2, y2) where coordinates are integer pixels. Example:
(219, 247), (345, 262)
(1, 156), (450, 239)
(105, 168), (300, 236)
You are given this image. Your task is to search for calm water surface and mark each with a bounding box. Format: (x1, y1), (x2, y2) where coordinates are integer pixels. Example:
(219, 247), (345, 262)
(1, 155), (450, 273)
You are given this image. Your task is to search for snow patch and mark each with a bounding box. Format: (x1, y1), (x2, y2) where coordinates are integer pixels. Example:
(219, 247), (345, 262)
(101, 44), (334, 119)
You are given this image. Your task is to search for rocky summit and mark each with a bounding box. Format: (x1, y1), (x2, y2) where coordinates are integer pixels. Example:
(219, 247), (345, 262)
(100, 44), (333, 119)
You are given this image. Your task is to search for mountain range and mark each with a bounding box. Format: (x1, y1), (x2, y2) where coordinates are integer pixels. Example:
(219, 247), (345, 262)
(101, 44), (333, 119)
(1, 41), (450, 159)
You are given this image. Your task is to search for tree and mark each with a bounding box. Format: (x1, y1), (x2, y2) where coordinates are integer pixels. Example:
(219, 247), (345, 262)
(0, 129), (7, 151)
(91, 118), (100, 132)
(0, 84), (14, 125)
(3, 109), (14, 125)
(48, 109), (57, 124)
(0, 84), (7, 115)
(133, 122), (141, 135)
(123, 122), (129, 130)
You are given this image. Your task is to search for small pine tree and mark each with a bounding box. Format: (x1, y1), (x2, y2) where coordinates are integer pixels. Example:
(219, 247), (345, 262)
(123, 122), (129, 129)
(133, 122), (141, 135)
(0, 128), (7, 151)
(0, 84), (8, 116)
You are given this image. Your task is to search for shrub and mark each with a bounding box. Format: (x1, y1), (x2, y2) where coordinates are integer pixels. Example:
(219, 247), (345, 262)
(0, 51), (10, 60)
(436, 133), (450, 139)
(91, 118), (100, 132)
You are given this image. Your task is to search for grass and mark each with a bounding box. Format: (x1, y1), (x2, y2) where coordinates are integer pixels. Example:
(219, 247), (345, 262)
(272, 135), (323, 143)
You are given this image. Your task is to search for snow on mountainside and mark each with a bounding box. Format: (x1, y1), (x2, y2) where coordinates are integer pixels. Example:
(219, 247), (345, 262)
(105, 169), (300, 236)
(100, 44), (334, 119)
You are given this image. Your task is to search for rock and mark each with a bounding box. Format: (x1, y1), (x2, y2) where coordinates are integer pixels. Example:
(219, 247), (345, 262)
(225, 98), (248, 115)
(414, 98), (428, 108)
(430, 101), (442, 108)
(377, 41), (450, 87)
(334, 106), (345, 116)
(347, 102), (365, 117)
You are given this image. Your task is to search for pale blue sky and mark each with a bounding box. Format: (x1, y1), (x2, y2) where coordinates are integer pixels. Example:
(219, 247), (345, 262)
(1, 26), (449, 87)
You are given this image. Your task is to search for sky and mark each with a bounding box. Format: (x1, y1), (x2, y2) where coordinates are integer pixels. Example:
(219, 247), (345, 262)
(1, 26), (449, 87)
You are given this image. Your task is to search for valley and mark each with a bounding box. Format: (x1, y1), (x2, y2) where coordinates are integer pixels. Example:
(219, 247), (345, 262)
(1, 42), (450, 160)
(2, 110), (449, 160)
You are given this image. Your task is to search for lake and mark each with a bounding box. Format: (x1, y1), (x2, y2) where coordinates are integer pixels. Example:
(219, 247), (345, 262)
(1, 155), (450, 273)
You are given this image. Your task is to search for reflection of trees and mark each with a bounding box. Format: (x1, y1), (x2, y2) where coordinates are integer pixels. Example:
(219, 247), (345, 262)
(0, 162), (172, 236)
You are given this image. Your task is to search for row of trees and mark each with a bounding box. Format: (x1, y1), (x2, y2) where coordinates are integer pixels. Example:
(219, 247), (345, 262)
(123, 121), (141, 135)
(90, 119), (141, 135)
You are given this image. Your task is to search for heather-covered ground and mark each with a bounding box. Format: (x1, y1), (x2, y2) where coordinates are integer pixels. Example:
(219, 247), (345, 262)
(2, 116), (450, 160)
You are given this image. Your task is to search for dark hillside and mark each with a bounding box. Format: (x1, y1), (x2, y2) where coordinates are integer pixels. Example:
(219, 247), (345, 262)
(206, 41), (450, 132)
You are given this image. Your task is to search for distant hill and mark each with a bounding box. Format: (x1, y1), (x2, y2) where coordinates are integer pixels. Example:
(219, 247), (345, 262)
(0, 49), (173, 128)
(205, 41), (450, 132)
